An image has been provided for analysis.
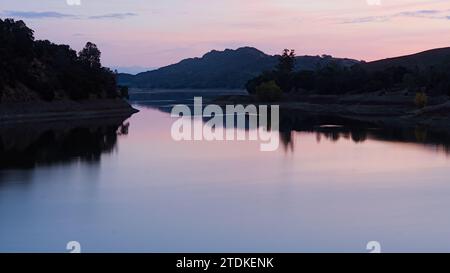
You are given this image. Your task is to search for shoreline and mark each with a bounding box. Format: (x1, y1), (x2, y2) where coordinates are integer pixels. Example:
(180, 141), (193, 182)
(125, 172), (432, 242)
(0, 99), (139, 124)
(213, 91), (450, 136)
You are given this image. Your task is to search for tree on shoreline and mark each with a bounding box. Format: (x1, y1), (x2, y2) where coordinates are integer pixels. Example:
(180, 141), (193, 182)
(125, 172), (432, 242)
(246, 47), (450, 97)
(245, 49), (297, 95)
(0, 18), (120, 102)
(79, 42), (101, 69)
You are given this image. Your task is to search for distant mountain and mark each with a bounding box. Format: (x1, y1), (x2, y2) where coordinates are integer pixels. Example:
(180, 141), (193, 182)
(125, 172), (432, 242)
(112, 66), (157, 74)
(118, 47), (359, 89)
(364, 47), (450, 72)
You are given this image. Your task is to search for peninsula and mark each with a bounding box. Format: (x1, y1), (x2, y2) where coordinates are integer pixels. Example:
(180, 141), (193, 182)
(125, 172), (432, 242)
(0, 18), (137, 123)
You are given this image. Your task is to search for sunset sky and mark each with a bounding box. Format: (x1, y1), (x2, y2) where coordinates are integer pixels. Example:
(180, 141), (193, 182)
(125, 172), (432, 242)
(2, 0), (450, 70)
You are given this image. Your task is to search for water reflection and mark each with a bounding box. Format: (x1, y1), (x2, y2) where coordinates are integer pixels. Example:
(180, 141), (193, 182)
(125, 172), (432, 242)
(129, 89), (247, 114)
(0, 117), (130, 170)
(131, 90), (450, 155)
(279, 125), (450, 155)
(2, 101), (450, 252)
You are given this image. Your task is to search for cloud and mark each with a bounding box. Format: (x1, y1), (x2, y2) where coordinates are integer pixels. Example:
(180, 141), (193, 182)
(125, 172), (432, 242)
(341, 9), (450, 24)
(1, 10), (76, 19)
(88, 13), (137, 20)
(342, 16), (389, 24)
(398, 9), (442, 18)
(1, 10), (138, 20)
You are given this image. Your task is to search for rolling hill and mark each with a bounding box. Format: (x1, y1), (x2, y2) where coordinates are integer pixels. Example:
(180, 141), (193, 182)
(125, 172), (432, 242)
(364, 47), (450, 71)
(117, 47), (359, 89)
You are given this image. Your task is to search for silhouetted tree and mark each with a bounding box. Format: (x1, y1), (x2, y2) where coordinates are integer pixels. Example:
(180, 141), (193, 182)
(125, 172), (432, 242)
(79, 42), (101, 69)
(0, 19), (119, 102)
(277, 49), (296, 74)
(246, 71), (278, 94)
(255, 80), (283, 102)
(247, 46), (450, 97)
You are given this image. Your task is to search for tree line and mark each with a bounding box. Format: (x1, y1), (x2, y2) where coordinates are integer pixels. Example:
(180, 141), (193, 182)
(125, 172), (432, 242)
(246, 48), (450, 101)
(0, 18), (125, 102)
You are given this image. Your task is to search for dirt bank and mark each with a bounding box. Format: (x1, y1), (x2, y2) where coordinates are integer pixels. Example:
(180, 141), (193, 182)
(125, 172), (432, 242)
(0, 99), (139, 124)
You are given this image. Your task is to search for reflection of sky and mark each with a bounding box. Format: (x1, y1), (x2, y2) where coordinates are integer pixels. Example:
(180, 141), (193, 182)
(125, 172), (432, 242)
(2, 0), (450, 68)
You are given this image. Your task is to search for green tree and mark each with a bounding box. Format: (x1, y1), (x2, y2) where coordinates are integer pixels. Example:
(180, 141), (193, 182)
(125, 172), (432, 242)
(245, 71), (277, 94)
(255, 81), (283, 102)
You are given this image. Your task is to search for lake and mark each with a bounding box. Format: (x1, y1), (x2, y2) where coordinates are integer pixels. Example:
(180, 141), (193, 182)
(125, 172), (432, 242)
(1, 90), (450, 253)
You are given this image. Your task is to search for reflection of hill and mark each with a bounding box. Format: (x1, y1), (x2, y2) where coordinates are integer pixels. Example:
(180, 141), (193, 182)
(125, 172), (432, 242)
(0, 116), (130, 169)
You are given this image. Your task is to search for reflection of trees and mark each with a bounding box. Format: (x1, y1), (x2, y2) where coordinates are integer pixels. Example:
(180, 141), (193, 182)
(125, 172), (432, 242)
(280, 125), (450, 155)
(117, 122), (130, 136)
(319, 129), (367, 143)
(276, 110), (450, 154)
(280, 131), (294, 153)
(132, 91), (450, 154)
(323, 131), (341, 142)
(0, 117), (130, 169)
(279, 127), (369, 152)
(195, 103), (450, 154)
(351, 130), (368, 143)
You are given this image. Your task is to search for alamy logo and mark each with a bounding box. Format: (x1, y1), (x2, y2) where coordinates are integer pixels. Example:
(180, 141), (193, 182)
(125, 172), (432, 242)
(170, 97), (280, 152)
(66, 241), (81, 253)
(366, 241), (382, 253)
(66, 0), (81, 6)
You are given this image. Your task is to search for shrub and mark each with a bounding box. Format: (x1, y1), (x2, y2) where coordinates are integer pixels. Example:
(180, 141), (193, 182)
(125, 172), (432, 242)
(246, 71), (277, 94)
(255, 81), (283, 102)
(415, 92), (428, 108)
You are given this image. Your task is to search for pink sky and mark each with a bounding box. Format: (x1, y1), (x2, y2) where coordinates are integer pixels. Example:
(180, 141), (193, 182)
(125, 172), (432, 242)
(2, 0), (450, 68)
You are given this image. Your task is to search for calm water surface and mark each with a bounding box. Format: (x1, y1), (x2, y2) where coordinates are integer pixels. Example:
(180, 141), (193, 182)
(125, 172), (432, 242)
(1, 90), (450, 252)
